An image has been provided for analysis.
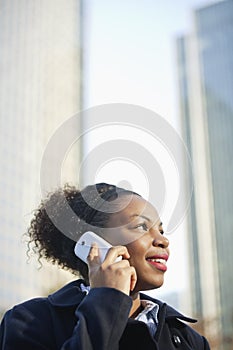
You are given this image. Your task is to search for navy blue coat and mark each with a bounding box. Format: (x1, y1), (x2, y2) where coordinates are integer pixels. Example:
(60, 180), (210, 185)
(0, 280), (210, 349)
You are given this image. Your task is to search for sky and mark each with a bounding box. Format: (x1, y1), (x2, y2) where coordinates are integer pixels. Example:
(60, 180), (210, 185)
(80, 0), (217, 303)
(83, 0), (215, 123)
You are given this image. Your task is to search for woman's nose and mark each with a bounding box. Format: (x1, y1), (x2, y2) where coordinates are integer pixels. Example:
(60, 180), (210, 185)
(152, 231), (169, 248)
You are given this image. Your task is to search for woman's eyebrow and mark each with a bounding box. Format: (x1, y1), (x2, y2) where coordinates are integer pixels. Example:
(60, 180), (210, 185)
(130, 214), (162, 227)
(130, 214), (151, 222)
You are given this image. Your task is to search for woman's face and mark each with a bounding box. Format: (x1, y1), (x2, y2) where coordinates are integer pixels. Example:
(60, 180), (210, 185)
(106, 194), (170, 293)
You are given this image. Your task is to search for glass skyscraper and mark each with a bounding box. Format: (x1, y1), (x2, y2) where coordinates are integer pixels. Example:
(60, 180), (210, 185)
(177, 1), (233, 349)
(0, 0), (82, 316)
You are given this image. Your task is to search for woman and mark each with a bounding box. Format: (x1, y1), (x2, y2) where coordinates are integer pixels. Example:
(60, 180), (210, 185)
(0, 183), (210, 349)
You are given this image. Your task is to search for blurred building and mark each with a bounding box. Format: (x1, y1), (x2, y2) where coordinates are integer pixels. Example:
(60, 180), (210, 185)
(0, 1), (83, 314)
(176, 0), (233, 348)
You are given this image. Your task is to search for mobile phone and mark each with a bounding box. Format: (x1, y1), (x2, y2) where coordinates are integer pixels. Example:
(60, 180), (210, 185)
(74, 231), (122, 264)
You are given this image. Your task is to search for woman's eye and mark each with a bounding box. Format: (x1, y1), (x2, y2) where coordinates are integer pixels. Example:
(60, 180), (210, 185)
(160, 230), (164, 235)
(136, 223), (148, 231)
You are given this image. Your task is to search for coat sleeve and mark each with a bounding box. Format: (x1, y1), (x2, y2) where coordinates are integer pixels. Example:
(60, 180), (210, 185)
(0, 288), (132, 350)
(61, 288), (132, 350)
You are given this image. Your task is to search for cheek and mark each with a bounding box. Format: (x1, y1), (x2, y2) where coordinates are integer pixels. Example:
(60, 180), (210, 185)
(126, 241), (148, 261)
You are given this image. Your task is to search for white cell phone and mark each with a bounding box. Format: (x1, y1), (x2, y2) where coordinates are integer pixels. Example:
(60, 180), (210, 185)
(74, 231), (122, 264)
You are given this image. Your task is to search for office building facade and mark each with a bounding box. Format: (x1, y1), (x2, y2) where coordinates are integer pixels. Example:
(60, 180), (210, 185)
(177, 1), (233, 348)
(0, 0), (83, 314)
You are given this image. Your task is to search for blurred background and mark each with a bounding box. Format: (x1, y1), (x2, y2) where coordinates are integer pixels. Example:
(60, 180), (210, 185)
(0, 1), (232, 349)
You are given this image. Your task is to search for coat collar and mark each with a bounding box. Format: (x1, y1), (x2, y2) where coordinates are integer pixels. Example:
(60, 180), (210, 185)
(140, 292), (197, 323)
(48, 279), (87, 307)
(48, 279), (197, 323)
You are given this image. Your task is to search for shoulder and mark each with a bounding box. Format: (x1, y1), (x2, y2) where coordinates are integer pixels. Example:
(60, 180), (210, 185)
(2, 279), (85, 325)
(0, 280), (85, 345)
(1, 296), (52, 338)
(4, 296), (50, 320)
(0, 296), (55, 347)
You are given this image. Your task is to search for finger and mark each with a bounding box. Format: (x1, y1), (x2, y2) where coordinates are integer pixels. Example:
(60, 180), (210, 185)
(87, 243), (101, 265)
(111, 259), (130, 267)
(102, 246), (130, 266)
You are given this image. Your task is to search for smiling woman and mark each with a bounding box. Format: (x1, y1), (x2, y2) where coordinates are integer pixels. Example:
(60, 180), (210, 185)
(104, 195), (169, 295)
(0, 183), (210, 349)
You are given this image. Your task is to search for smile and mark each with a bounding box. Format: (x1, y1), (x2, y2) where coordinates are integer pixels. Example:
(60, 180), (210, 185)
(147, 258), (167, 264)
(146, 255), (168, 272)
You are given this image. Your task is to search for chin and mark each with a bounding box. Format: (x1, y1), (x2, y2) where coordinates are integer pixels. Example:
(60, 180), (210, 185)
(134, 279), (165, 293)
(149, 276), (166, 290)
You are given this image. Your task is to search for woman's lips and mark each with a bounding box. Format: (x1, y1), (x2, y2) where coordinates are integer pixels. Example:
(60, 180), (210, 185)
(146, 254), (168, 272)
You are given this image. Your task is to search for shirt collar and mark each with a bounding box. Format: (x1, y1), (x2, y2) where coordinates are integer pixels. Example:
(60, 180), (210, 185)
(135, 300), (159, 324)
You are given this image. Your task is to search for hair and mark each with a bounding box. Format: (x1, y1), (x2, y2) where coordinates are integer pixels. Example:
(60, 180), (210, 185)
(27, 183), (139, 283)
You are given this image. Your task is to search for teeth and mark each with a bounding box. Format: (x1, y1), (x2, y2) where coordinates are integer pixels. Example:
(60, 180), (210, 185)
(148, 258), (166, 265)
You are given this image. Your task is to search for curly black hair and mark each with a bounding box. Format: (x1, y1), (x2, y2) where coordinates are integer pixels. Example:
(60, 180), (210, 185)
(27, 183), (138, 283)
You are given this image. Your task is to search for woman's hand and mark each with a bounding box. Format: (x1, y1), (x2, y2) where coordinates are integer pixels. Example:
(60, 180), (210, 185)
(87, 244), (137, 296)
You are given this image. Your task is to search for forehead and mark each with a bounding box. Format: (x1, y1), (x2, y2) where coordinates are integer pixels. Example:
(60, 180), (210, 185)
(107, 194), (160, 227)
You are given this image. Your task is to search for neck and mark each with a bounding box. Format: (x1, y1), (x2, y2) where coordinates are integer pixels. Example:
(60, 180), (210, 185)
(129, 292), (141, 318)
